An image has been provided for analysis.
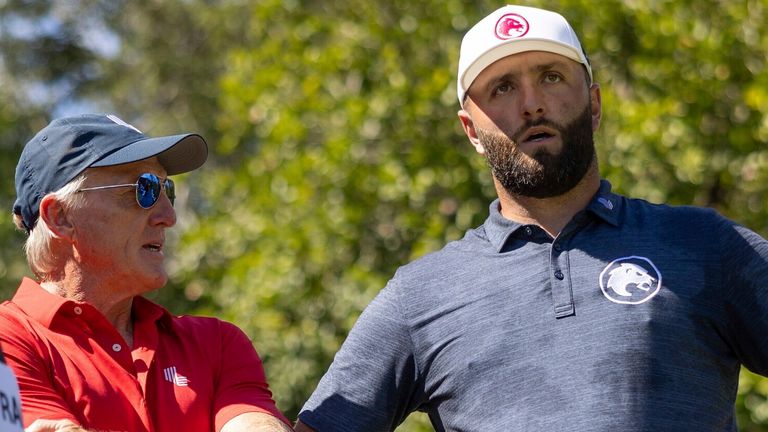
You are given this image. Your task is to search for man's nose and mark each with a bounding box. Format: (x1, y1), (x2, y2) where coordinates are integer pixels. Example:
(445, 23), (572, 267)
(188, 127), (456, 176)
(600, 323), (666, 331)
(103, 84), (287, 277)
(149, 193), (176, 228)
(520, 83), (546, 119)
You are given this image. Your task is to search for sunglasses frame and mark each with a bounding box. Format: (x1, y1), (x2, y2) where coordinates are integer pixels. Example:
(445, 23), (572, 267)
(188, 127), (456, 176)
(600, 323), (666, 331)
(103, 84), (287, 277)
(77, 173), (175, 209)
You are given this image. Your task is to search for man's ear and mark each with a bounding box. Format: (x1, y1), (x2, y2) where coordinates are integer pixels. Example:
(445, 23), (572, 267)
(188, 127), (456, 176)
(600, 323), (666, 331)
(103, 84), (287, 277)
(39, 194), (75, 241)
(458, 109), (485, 155)
(589, 83), (602, 132)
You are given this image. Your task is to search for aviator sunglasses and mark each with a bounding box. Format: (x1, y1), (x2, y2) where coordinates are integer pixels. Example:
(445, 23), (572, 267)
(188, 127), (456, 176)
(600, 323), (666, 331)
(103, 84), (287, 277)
(78, 173), (175, 209)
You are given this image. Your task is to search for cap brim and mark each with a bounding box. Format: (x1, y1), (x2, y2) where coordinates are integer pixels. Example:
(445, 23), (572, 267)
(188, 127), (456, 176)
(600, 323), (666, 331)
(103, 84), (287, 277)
(459, 40), (592, 107)
(91, 133), (208, 175)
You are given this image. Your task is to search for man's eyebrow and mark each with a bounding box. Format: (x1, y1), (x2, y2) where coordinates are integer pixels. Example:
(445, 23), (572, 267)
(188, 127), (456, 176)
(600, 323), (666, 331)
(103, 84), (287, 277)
(534, 61), (568, 72)
(489, 60), (569, 81)
(475, 60), (572, 95)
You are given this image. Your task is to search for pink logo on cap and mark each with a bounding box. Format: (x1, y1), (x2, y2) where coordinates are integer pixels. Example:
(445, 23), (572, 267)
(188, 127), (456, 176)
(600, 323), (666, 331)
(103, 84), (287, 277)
(495, 13), (529, 40)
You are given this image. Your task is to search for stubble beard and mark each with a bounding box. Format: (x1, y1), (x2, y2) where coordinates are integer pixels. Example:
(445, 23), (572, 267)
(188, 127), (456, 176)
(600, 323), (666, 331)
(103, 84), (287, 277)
(476, 103), (597, 199)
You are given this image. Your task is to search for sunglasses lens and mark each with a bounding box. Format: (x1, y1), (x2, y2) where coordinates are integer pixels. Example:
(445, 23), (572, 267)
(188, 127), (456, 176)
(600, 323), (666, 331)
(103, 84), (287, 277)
(136, 174), (161, 209)
(165, 179), (175, 205)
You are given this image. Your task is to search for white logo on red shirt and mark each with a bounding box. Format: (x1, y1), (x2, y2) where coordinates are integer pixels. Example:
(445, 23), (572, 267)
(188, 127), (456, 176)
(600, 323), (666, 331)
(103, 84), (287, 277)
(163, 366), (189, 387)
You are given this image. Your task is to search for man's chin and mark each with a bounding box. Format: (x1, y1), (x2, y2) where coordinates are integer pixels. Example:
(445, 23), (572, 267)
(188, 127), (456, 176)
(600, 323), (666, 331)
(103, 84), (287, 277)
(140, 273), (168, 293)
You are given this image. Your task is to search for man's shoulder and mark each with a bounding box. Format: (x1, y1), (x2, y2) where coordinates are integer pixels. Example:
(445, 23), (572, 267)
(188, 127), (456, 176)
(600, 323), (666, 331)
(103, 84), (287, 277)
(0, 300), (33, 335)
(136, 297), (229, 330)
(0, 300), (21, 317)
(614, 195), (753, 254)
(157, 314), (256, 361)
(384, 225), (496, 303)
(397, 226), (489, 274)
(134, 297), (251, 348)
(621, 195), (725, 226)
(169, 313), (242, 335)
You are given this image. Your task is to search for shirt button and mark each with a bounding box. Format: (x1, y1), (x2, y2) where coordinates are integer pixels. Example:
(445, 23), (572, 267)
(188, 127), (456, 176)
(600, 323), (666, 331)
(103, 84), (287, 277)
(553, 243), (562, 252)
(73, 306), (82, 315)
(112, 344), (122, 352)
(524, 227), (533, 236)
(554, 270), (564, 280)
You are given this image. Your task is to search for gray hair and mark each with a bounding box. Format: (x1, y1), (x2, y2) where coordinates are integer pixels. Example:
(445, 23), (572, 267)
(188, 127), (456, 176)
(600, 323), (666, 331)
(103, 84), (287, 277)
(13, 174), (88, 280)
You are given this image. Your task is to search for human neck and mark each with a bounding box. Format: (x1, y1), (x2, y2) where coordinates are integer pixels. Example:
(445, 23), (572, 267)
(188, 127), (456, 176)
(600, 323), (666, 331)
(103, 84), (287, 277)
(40, 270), (135, 348)
(495, 168), (601, 238)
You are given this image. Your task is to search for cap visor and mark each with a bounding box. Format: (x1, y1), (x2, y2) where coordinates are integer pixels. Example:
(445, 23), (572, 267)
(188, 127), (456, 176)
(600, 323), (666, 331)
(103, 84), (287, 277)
(91, 134), (208, 175)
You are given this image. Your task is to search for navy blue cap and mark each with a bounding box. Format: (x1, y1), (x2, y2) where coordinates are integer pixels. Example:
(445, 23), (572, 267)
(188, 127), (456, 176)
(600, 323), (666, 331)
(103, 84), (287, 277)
(13, 113), (208, 233)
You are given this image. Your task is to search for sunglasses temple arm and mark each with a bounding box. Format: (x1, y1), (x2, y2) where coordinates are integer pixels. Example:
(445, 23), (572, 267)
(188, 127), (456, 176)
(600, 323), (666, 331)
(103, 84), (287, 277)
(78, 183), (137, 192)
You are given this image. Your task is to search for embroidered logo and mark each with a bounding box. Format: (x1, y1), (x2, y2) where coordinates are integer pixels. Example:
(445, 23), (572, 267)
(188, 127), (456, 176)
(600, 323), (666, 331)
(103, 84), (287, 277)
(163, 366), (189, 387)
(495, 13), (529, 40)
(599, 256), (662, 305)
(597, 197), (614, 210)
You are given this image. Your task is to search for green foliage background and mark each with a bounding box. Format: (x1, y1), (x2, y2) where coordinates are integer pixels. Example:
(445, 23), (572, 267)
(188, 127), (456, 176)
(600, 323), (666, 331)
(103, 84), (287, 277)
(1, 1), (767, 430)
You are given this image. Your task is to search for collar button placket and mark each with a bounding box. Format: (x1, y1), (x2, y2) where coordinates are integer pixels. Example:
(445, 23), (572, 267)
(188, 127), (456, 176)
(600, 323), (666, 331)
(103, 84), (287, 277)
(550, 234), (575, 318)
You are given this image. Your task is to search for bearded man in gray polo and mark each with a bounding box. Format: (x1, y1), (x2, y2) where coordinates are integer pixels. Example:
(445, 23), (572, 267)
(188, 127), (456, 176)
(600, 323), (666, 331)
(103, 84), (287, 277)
(295, 5), (768, 431)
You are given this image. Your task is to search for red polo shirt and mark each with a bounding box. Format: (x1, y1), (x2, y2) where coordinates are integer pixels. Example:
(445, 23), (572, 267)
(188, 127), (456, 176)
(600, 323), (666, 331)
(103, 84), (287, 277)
(0, 278), (290, 431)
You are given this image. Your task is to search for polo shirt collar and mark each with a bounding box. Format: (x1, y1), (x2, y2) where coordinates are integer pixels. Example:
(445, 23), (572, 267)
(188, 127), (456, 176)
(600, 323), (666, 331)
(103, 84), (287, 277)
(132, 295), (173, 329)
(484, 200), (524, 253)
(12, 277), (74, 328)
(11, 277), (173, 329)
(483, 179), (623, 253)
(585, 179), (623, 227)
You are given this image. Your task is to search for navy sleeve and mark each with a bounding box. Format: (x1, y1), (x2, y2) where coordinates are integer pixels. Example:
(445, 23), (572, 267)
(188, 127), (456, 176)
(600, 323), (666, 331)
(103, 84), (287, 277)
(720, 218), (768, 375)
(298, 278), (421, 432)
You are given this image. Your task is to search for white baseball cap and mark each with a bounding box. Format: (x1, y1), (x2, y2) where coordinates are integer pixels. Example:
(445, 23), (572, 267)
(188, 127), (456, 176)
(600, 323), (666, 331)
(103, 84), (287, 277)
(457, 5), (592, 107)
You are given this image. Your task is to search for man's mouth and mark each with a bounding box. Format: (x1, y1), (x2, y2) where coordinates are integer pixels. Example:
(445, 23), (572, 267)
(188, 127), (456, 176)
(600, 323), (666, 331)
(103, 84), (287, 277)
(520, 126), (557, 144)
(144, 243), (163, 253)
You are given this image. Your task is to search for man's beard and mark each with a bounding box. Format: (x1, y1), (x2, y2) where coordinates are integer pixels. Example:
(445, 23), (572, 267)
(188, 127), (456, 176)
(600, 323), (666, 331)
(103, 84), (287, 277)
(476, 104), (596, 199)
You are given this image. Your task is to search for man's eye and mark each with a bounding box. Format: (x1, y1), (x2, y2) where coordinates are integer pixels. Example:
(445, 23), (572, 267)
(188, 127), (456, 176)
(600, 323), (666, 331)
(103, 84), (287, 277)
(494, 83), (511, 95)
(544, 73), (562, 83)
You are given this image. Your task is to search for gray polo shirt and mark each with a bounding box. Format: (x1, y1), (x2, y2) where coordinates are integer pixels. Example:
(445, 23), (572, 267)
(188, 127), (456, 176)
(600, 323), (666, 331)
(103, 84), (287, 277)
(299, 180), (768, 431)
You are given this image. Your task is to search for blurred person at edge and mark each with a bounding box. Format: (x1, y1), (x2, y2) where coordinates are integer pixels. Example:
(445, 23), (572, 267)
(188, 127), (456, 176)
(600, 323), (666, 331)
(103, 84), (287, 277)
(295, 5), (768, 432)
(0, 114), (293, 432)
(0, 346), (23, 431)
